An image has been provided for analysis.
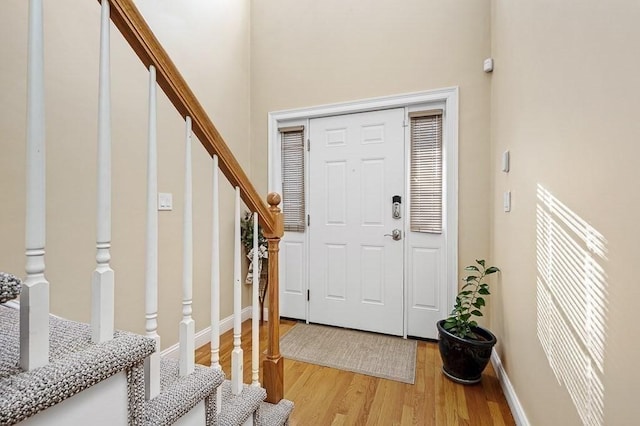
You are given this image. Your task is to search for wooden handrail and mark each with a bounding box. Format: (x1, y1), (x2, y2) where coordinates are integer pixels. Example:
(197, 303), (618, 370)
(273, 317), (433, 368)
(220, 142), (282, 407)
(99, 0), (285, 402)
(100, 0), (276, 234)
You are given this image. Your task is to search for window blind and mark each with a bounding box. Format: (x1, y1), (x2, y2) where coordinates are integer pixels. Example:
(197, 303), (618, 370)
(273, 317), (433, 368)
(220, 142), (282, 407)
(409, 111), (443, 233)
(280, 126), (305, 232)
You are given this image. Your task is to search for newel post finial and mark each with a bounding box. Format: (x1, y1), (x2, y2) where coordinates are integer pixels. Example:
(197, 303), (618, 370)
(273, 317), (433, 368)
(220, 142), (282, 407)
(267, 192), (282, 224)
(267, 192), (281, 210)
(265, 192), (283, 239)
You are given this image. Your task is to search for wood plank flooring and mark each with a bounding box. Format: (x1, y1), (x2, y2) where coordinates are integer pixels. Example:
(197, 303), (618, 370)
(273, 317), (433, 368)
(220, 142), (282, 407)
(195, 319), (515, 426)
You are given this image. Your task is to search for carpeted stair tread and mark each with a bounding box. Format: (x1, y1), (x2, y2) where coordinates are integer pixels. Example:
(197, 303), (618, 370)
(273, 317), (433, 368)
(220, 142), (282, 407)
(0, 305), (155, 425)
(255, 399), (295, 426)
(219, 380), (266, 426)
(0, 304), (148, 379)
(143, 358), (225, 426)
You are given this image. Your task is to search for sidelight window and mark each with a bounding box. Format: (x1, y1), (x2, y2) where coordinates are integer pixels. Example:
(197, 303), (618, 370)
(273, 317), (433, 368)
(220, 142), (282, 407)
(409, 110), (443, 234)
(280, 126), (306, 232)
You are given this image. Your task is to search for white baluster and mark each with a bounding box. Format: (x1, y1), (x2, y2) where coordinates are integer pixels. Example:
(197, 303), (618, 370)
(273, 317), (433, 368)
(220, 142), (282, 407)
(251, 212), (260, 386)
(180, 116), (195, 376)
(211, 155), (222, 413)
(21, 0), (49, 371)
(144, 65), (161, 400)
(232, 187), (243, 395)
(92, 0), (114, 344)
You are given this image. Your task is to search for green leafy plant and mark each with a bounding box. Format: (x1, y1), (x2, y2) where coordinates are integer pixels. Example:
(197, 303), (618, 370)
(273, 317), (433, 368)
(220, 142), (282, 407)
(240, 211), (267, 253)
(443, 260), (500, 339)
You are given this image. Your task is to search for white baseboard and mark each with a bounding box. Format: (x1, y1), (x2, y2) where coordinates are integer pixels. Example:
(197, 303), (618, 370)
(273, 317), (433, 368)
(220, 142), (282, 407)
(161, 306), (253, 359)
(491, 350), (530, 426)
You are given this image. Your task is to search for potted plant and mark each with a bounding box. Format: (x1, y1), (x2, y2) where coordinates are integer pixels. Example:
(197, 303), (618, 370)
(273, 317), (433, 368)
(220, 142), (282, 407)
(437, 259), (499, 384)
(240, 211), (269, 321)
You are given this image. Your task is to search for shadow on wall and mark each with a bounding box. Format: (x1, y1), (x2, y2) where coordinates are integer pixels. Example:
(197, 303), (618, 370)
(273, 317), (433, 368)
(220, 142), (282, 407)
(536, 184), (608, 426)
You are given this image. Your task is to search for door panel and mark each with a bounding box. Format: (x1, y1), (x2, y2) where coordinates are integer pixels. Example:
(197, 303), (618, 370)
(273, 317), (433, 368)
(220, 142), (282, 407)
(406, 238), (446, 339)
(325, 162), (347, 224)
(309, 109), (405, 336)
(326, 244), (347, 299)
(361, 246), (384, 303)
(361, 159), (385, 224)
(410, 247), (440, 309)
(280, 236), (307, 319)
(283, 242), (304, 295)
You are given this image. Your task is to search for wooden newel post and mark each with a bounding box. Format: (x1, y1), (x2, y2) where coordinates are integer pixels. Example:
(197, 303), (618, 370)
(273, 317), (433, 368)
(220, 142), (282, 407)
(263, 192), (284, 403)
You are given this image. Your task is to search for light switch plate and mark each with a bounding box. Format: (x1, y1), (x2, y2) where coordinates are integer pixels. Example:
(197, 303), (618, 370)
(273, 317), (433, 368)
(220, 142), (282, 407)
(502, 150), (510, 172)
(504, 191), (511, 212)
(158, 192), (173, 211)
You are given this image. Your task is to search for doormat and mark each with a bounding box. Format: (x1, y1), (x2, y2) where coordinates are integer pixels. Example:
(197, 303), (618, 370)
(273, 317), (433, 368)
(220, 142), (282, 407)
(280, 323), (417, 384)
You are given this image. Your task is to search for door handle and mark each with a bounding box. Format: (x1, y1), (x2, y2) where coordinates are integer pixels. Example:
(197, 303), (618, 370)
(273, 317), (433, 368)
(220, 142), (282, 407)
(384, 229), (402, 241)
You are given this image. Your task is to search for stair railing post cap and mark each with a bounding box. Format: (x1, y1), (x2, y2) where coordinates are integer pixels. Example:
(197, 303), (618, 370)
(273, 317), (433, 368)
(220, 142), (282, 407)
(267, 193), (281, 208)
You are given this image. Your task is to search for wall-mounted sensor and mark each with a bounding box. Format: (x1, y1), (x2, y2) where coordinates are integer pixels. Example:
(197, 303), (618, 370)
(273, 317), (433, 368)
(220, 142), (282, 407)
(483, 58), (494, 73)
(502, 150), (510, 173)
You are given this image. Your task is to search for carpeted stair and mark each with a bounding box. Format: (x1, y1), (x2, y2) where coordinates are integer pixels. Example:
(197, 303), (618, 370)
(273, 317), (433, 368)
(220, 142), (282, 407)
(255, 399), (295, 426)
(143, 358), (224, 425)
(219, 380), (266, 425)
(0, 304), (224, 425)
(0, 299), (294, 425)
(217, 380), (294, 426)
(0, 304), (155, 425)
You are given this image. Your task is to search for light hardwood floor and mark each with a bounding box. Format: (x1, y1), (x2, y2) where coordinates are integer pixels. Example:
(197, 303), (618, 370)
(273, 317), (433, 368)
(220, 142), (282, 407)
(195, 319), (515, 426)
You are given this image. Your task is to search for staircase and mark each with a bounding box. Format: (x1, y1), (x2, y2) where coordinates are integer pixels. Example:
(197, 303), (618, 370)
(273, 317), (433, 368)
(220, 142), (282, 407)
(1, 301), (291, 425)
(0, 0), (293, 424)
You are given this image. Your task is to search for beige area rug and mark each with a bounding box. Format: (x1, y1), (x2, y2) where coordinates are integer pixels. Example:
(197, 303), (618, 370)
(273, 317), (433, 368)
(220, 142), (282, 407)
(280, 323), (417, 384)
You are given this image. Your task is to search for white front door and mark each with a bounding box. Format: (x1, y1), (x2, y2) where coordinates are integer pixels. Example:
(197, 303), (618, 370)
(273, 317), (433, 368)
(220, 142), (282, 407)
(308, 109), (405, 336)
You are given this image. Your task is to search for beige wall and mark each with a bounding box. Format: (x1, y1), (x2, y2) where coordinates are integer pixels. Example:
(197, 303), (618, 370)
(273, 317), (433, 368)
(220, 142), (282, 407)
(250, 0), (493, 286)
(7, 1), (636, 422)
(0, 0), (252, 349)
(491, 0), (640, 424)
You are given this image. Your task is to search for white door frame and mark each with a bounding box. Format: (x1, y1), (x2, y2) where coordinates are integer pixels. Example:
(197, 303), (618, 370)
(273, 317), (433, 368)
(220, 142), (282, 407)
(268, 87), (459, 336)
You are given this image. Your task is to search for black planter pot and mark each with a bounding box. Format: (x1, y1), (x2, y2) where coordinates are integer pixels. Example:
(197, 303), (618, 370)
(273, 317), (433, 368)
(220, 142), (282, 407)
(436, 319), (497, 385)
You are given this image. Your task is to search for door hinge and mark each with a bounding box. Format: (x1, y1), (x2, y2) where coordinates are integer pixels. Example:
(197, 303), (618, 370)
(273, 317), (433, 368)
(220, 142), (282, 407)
(403, 119), (409, 128)
(307, 289), (310, 301)
(307, 139), (310, 152)
(307, 214), (310, 226)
